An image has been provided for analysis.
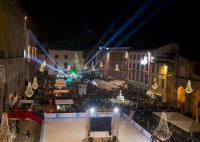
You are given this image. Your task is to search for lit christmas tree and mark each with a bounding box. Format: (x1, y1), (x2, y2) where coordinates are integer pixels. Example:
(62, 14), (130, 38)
(71, 52), (81, 75)
(153, 111), (172, 141)
(0, 112), (16, 142)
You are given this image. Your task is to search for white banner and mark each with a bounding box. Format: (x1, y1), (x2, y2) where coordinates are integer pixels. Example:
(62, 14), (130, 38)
(59, 113), (76, 117)
(44, 113), (57, 118)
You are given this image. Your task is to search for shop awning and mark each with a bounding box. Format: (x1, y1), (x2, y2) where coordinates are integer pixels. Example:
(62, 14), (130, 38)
(19, 100), (34, 104)
(55, 99), (74, 104)
(53, 90), (69, 94)
(153, 92), (162, 96)
(54, 84), (66, 87)
(146, 89), (153, 95)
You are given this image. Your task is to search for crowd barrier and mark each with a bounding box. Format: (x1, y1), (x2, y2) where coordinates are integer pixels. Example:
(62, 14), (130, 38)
(43, 112), (151, 141)
(8, 111), (42, 124)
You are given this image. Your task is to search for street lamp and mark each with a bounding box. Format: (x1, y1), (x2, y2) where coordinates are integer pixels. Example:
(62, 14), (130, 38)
(107, 53), (110, 76)
(124, 52), (128, 88)
(100, 61), (103, 68)
(115, 64), (120, 72)
(99, 61), (103, 78)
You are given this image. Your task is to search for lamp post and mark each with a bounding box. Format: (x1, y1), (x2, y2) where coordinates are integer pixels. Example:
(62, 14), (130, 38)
(115, 64), (120, 79)
(99, 61), (103, 78)
(107, 53), (110, 76)
(125, 52), (128, 88)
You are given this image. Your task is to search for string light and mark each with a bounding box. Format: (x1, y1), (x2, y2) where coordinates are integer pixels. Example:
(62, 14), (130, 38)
(185, 80), (193, 93)
(153, 111), (172, 141)
(25, 82), (34, 97)
(100, 61), (103, 67)
(115, 64), (120, 72)
(0, 112), (16, 142)
(152, 78), (158, 89)
(32, 77), (39, 89)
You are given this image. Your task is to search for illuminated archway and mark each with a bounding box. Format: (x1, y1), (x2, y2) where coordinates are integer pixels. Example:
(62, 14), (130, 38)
(176, 86), (186, 109)
(191, 90), (200, 118)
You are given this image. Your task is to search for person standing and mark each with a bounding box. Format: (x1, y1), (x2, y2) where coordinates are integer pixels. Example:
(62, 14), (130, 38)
(27, 130), (31, 137)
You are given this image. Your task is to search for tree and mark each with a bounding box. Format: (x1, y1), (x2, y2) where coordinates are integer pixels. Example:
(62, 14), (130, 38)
(70, 52), (81, 75)
(153, 111), (172, 141)
(0, 112), (16, 142)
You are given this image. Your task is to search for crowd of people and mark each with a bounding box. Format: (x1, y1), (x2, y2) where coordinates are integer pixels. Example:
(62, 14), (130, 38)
(15, 72), (199, 142)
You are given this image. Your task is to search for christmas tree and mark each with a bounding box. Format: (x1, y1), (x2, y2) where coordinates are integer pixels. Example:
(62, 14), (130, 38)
(0, 112), (16, 142)
(153, 111), (172, 141)
(71, 52), (81, 75)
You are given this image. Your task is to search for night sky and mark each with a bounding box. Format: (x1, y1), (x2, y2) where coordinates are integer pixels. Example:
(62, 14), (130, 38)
(17, 0), (198, 56)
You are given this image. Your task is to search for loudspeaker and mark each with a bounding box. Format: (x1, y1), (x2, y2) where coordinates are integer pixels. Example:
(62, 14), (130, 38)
(113, 136), (117, 141)
(89, 137), (93, 142)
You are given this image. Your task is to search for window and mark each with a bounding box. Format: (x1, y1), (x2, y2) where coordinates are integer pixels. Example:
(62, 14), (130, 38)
(145, 74), (148, 84)
(0, 50), (5, 59)
(130, 54), (132, 59)
(141, 73), (143, 82)
(64, 63), (68, 69)
(129, 71), (131, 79)
(179, 67), (186, 77)
(64, 55), (68, 59)
(152, 65), (154, 72)
(55, 54), (58, 59)
(55, 62), (58, 68)
(161, 79), (165, 89)
(133, 63), (135, 70)
(157, 66), (159, 73)
(137, 63), (139, 70)
(133, 54), (136, 60)
(132, 71), (135, 80)
(138, 54), (140, 60)
(136, 72), (139, 81)
(129, 62), (131, 68)
(142, 65), (144, 70)
(146, 64), (148, 71)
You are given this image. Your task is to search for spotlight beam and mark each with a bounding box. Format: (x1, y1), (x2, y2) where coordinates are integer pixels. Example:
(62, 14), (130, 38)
(85, 0), (154, 67)
(84, 0), (133, 62)
(115, 0), (171, 47)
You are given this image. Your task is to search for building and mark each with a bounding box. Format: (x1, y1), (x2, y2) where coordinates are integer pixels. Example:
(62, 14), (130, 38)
(48, 49), (83, 76)
(0, 0), (26, 116)
(149, 42), (179, 102)
(25, 29), (38, 83)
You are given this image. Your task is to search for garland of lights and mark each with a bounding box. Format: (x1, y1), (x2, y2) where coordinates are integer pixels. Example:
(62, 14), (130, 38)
(32, 77), (39, 89)
(153, 111), (172, 141)
(25, 82), (34, 97)
(185, 80), (193, 93)
(0, 112), (16, 142)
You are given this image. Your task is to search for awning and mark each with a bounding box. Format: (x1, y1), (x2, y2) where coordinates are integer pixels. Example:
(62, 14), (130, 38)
(53, 90), (69, 94)
(54, 84), (66, 87)
(19, 100), (34, 104)
(153, 92), (162, 96)
(146, 89), (153, 95)
(55, 99), (74, 104)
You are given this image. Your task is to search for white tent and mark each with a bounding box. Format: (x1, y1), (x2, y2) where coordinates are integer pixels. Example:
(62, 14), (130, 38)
(153, 112), (200, 132)
(55, 99), (74, 105)
(19, 99), (34, 109)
